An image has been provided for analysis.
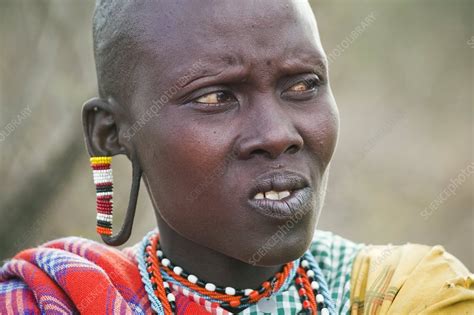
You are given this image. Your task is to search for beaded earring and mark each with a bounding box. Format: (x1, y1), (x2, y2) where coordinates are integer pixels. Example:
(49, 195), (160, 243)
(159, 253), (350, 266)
(90, 156), (114, 237)
(89, 153), (142, 246)
(85, 102), (142, 246)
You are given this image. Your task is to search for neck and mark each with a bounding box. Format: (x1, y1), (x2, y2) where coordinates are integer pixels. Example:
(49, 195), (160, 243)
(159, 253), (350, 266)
(156, 218), (283, 289)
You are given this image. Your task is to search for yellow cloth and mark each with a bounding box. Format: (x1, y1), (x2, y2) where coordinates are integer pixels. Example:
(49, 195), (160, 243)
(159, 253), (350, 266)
(350, 243), (474, 314)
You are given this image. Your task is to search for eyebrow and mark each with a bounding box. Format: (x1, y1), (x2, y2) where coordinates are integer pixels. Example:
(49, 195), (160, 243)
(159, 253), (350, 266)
(180, 66), (249, 90)
(179, 52), (328, 89)
(279, 53), (328, 76)
(179, 54), (245, 88)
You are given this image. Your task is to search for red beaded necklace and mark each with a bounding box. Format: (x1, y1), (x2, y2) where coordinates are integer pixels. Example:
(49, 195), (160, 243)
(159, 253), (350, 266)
(142, 233), (325, 314)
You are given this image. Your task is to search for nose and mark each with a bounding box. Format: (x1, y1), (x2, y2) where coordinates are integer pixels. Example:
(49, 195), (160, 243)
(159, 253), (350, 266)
(236, 101), (304, 160)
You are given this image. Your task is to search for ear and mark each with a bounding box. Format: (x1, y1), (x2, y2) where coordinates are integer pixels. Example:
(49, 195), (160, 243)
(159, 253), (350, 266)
(82, 97), (129, 158)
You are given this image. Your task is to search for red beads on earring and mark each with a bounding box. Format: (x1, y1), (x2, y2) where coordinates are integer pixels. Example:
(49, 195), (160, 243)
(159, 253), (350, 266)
(90, 157), (113, 236)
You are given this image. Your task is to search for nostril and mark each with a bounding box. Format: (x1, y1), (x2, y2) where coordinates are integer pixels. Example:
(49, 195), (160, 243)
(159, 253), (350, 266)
(247, 144), (301, 159)
(285, 144), (300, 154)
(237, 132), (304, 160)
(250, 149), (268, 157)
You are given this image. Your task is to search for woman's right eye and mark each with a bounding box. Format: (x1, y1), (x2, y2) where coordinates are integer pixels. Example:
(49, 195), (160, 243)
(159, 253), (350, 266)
(194, 91), (237, 106)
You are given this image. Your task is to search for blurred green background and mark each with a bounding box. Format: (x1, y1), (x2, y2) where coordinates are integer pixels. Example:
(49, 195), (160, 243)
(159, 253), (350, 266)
(0, 0), (472, 270)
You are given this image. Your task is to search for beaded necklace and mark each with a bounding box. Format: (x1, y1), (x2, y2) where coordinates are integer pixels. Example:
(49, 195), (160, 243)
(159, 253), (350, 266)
(138, 231), (334, 314)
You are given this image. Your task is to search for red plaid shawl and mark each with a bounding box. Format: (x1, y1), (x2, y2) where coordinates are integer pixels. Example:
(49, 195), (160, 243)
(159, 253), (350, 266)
(0, 237), (212, 314)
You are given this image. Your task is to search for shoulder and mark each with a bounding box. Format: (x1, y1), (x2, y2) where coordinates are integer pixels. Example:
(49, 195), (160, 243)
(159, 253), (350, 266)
(310, 230), (364, 265)
(0, 236), (150, 314)
(309, 230), (365, 314)
(351, 243), (474, 314)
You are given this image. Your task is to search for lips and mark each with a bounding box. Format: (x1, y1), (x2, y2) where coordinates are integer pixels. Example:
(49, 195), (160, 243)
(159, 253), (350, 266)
(247, 171), (313, 220)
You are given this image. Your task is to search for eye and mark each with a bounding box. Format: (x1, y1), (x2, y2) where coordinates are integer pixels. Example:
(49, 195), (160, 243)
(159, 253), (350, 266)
(287, 77), (319, 92)
(289, 82), (309, 92)
(195, 91), (237, 106)
(281, 75), (321, 101)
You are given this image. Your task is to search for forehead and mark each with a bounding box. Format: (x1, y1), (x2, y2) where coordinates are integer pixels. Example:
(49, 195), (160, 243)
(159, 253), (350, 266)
(128, 0), (325, 85)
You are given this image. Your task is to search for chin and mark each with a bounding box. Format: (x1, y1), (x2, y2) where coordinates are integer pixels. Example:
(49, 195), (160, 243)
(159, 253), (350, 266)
(245, 228), (315, 267)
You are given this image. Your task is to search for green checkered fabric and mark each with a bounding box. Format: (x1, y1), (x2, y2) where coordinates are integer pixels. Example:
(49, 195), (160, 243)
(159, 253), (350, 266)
(240, 230), (364, 314)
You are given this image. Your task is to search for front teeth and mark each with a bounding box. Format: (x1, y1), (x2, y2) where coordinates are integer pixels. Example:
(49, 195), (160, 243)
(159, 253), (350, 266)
(278, 191), (291, 199)
(254, 190), (291, 200)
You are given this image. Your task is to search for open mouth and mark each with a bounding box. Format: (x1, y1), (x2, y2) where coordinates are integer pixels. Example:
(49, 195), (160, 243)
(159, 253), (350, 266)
(253, 190), (292, 201)
(247, 171), (313, 220)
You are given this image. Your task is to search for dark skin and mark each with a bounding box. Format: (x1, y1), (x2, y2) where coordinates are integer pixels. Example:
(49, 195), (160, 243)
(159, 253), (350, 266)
(83, 0), (339, 289)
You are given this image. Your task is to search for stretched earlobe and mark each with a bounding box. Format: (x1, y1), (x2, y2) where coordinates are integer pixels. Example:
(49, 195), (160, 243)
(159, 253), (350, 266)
(83, 97), (142, 246)
(90, 153), (142, 246)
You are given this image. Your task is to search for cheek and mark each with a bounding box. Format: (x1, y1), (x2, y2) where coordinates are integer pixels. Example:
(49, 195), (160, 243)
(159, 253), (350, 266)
(137, 111), (232, 212)
(302, 96), (340, 170)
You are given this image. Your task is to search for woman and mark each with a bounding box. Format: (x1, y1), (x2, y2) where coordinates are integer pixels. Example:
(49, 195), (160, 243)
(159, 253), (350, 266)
(1, 0), (472, 314)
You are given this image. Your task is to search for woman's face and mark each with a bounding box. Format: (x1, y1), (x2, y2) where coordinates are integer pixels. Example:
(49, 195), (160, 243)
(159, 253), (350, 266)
(127, 0), (339, 266)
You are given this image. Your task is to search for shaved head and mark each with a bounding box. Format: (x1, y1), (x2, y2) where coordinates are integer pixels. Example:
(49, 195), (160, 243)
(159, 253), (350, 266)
(92, 0), (143, 103)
